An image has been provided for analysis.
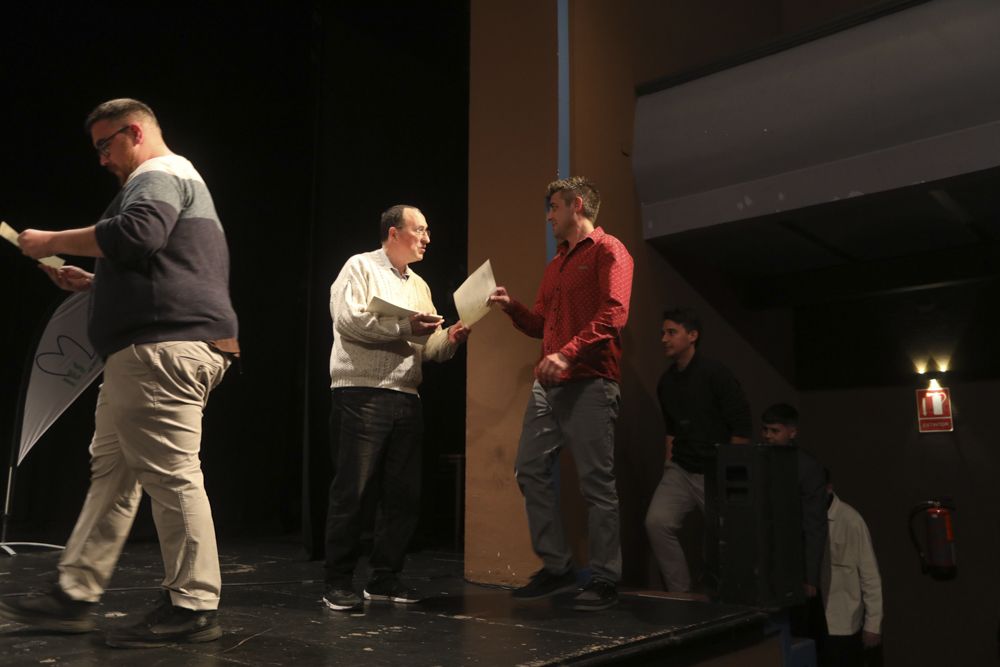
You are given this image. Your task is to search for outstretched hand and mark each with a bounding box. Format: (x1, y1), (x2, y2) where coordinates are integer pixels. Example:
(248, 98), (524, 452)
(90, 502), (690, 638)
(488, 286), (513, 312)
(39, 264), (94, 292)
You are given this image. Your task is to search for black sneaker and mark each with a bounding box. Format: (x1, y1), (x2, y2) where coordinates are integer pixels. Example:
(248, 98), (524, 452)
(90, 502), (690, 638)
(323, 585), (363, 612)
(511, 568), (577, 600)
(570, 579), (618, 611)
(105, 591), (221, 648)
(0, 586), (96, 633)
(363, 576), (423, 604)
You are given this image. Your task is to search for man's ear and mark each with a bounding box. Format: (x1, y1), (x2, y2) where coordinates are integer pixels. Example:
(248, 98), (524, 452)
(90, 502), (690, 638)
(573, 195), (585, 213)
(129, 123), (143, 145)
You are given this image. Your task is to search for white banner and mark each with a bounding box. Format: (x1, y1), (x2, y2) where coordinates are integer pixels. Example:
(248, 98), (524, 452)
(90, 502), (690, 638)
(18, 291), (103, 465)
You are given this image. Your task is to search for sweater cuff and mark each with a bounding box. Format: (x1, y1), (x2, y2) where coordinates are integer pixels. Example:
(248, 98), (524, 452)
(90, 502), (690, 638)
(398, 316), (413, 338)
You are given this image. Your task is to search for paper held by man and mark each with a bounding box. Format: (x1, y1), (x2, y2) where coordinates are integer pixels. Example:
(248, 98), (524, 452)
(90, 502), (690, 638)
(366, 295), (442, 345)
(363, 259), (495, 344)
(452, 259), (496, 328)
(1, 221), (66, 268)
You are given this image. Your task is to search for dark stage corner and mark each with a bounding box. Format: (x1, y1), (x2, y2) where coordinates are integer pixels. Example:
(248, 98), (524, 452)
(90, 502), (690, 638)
(0, 5), (471, 551)
(1, 1), (481, 664)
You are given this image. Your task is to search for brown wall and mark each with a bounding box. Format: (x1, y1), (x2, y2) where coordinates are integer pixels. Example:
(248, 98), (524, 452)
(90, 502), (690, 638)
(465, 0), (559, 584)
(466, 0), (802, 586)
(801, 379), (1000, 667)
(467, 3), (996, 664)
(569, 0), (805, 586)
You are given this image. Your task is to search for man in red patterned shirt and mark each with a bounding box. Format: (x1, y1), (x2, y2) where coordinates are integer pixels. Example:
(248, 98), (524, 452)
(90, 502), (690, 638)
(489, 177), (634, 611)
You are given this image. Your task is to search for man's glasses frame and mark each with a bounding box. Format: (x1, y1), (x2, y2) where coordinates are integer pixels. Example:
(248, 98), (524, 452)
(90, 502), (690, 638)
(94, 125), (132, 157)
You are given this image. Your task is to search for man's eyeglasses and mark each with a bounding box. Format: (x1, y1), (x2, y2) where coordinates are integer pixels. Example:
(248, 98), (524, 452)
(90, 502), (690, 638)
(94, 125), (131, 157)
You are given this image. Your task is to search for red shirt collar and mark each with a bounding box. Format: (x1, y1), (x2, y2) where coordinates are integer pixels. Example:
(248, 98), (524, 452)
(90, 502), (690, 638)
(556, 226), (605, 255)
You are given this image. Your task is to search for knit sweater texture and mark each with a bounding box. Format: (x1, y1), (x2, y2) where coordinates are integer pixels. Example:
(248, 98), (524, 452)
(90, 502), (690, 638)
(329, 249), (456, 394)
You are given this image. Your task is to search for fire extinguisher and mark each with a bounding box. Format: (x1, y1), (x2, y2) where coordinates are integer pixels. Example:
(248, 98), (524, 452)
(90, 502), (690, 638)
(908, 499), (957, 580)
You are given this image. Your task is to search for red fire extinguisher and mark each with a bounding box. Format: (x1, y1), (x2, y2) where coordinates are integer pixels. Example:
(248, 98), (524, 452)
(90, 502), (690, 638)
(908, 499), (957, 580)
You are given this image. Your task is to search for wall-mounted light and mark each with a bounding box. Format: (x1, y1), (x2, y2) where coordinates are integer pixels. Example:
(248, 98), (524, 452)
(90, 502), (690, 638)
(932, 356), (951, 373)
(912, 354), (952, 377)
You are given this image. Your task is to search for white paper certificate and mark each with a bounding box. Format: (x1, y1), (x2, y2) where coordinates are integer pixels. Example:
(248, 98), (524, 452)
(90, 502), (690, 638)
(367, 295), (419, 319)
(1, 221), (66, 268)
(453, 259), (496, 328)
(365, 296), (441, 344)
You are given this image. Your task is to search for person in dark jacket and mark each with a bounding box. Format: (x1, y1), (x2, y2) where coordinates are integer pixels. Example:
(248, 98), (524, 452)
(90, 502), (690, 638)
(644, 307), (752, 592)
(761, 403), (829, 647)
(760, 403), (828, 597)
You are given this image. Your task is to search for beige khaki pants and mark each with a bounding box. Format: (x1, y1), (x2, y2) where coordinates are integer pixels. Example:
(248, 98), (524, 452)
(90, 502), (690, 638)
(57, 341), (229, 611)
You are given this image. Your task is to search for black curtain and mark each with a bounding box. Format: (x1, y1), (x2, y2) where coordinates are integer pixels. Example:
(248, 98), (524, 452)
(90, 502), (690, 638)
(0, 0), (469, 551)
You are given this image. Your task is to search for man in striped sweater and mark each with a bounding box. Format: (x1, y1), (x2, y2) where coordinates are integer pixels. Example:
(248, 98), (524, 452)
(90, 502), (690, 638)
(323, 205), (469, 612)
(2, 98), (238, 648)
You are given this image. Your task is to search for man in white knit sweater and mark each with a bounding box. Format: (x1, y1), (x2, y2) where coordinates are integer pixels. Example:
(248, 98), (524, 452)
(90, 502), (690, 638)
(322, 204), (469, 612)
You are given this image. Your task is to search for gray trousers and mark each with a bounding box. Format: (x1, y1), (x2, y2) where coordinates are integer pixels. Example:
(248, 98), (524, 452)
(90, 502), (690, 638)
(515, 378), (622, 583)
(644, 461), (705, 592)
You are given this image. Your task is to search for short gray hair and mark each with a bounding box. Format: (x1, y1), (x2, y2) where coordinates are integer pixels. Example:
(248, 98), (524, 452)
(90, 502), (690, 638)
(84, 98), (158, 133)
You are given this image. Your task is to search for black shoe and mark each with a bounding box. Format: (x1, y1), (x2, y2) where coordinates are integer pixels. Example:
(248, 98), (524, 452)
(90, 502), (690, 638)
(363, 576), (423, 604)
(0, 586), (96, 633)
(323, 585), (363, 612)
(511, 568), (577, 600)
(570, 579), (618, 611)
(105, 591), (221, 648)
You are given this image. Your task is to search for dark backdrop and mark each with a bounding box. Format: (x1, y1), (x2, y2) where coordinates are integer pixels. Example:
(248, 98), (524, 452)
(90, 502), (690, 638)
(0, 1), (469, 553)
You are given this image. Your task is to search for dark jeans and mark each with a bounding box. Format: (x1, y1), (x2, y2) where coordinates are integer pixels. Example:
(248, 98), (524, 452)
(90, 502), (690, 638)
(821, 632), (863, 666)
(324, 388), (423, 585)
(790, 594), (828, 643)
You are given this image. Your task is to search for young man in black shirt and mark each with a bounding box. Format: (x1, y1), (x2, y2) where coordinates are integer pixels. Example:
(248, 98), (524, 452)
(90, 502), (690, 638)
(644, 308), (751, 592)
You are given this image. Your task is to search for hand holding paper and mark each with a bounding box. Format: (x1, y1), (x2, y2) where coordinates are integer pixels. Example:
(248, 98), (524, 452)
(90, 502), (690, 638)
(448, 322), (471, 345)
(0, 221), (65, 268)
(409, 312), (444, 336)
(488, 285), (513, 312)
(39, 264), (94, 292)
(366, 295), (442, 344)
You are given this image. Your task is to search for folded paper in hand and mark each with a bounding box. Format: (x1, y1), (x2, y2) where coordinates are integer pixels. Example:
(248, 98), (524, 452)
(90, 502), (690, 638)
(365, 296), (441, 344)
(1, 221), (66, 268)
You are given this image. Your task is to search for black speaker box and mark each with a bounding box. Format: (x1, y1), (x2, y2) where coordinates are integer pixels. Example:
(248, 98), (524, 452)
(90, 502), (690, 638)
(706, 444), (805, 608)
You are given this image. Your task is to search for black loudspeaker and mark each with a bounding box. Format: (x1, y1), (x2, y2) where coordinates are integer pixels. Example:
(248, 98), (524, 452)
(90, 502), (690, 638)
(706, 444), (805, 608)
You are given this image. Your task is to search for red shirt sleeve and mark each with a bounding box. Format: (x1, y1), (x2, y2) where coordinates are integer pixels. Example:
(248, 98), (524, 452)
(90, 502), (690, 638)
(507, 294), (546, 339)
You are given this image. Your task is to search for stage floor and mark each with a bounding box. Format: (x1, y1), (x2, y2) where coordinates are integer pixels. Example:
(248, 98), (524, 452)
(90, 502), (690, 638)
(1, 539), (773, 666)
